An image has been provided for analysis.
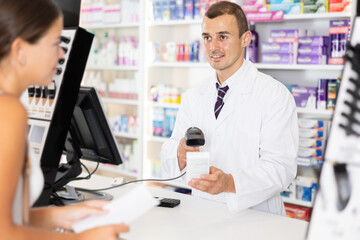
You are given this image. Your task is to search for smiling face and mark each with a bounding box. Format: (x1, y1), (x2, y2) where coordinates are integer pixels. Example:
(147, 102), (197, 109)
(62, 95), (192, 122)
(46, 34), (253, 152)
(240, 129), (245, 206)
(201, 14), (251, 81)
(22, 17), (64, 87)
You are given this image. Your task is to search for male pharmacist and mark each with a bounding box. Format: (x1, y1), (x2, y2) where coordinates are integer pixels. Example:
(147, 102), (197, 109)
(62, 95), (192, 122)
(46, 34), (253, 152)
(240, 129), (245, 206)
(160, 1), (298, 215)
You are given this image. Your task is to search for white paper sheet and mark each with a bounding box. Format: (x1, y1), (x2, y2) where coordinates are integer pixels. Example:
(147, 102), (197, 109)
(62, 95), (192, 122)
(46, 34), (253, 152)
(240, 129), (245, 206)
(186, 152), (210, 184)
(72, 185), (159, 233)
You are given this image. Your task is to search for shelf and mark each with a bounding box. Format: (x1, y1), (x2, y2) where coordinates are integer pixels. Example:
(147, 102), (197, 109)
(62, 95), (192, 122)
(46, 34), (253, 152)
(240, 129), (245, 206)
(81, 22), (140, 29)
(282, 12), (351, 20)
(147, 101), (181, 109)
(147, 136), (169, 143)
(149, 62), (208, 68)
(114, 132), (139, 139)
(254, 63), (344, 71)
(282, 197), (313, 208)
(149, 19), (202, 26)
(86, 65), (139, 71)
(149, 12), (351, 26)
(102, 97), (139, 106)
(297, 108), (333, 119)
(149, 62), (343, 70)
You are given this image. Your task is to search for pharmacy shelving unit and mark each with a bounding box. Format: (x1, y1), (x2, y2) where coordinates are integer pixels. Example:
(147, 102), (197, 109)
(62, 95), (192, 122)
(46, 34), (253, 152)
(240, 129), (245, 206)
(80, 2), (354, 201)
(80, 0), (145, 180)
(144, 4), (353, 200)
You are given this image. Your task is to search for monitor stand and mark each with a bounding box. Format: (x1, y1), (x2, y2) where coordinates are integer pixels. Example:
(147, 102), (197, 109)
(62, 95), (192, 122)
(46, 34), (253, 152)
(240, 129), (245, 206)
(54, 185), (113, 205)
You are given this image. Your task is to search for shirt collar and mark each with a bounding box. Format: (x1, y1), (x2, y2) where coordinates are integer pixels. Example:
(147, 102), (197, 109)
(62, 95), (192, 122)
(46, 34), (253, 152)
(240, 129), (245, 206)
(212, 59), (251, 91)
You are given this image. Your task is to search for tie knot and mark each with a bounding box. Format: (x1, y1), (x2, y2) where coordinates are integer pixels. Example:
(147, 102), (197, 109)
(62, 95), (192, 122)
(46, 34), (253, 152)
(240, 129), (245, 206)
(216, 82), (229, 98)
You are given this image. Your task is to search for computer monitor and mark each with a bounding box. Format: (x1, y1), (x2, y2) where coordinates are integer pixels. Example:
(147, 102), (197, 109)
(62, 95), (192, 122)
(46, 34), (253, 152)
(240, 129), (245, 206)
(50, 87), (123, 204)
(44, 87), (122, 204)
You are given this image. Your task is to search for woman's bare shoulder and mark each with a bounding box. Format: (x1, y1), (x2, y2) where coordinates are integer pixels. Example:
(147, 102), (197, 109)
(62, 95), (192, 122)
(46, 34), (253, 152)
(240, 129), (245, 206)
(0, 95), (27, 124)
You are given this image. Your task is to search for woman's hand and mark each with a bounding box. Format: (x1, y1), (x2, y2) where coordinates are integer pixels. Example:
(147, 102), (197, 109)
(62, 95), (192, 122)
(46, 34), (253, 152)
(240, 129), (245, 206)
(79, 224), (130, 240)
(50, 200), (110, 230)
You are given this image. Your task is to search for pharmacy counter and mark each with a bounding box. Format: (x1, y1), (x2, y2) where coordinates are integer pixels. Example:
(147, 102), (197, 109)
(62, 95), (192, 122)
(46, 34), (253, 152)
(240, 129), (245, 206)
(70, 174), (308, 240)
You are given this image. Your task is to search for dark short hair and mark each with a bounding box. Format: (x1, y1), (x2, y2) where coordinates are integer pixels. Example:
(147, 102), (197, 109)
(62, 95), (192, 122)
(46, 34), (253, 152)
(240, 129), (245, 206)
(205, 1), (249, 37)
(0, 0), (62, 61)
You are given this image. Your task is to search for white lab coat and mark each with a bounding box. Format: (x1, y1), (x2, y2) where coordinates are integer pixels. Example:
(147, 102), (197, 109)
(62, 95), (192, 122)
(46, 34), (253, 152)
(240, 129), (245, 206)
(160, 60), (298, 215)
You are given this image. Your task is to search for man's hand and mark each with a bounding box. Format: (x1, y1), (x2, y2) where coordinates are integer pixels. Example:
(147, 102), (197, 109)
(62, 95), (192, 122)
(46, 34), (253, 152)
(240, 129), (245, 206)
(188, 166), (235, 194)
(177, 137), (199, 171)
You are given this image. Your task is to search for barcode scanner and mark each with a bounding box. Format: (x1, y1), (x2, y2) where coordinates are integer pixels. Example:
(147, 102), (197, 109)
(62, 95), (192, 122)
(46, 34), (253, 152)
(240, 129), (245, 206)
(185, 127), (205, 147)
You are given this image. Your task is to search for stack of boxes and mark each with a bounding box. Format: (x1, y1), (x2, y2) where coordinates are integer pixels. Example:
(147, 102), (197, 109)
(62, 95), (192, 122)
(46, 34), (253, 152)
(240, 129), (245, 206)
(259, 18), (351, 65)
(297, 36), (329, 65)
(261, 29), (306, 64)
(290, 77), (340, 110)
(328, 19), (351, 65)
(152, 107), (178, 138)
(281, 118), (326, 220)
(298, 118), (326, 166)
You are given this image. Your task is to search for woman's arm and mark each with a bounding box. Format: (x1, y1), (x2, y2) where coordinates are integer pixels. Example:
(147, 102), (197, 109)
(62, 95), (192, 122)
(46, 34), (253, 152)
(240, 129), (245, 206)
(0, 96), (128, 240)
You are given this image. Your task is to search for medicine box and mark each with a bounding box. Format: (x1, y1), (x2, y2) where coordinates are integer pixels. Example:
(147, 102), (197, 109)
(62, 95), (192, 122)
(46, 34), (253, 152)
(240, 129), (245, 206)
(298, 119), (324, 129)
(297, 55), (326, 64)
(299, 129), (324, 139)
(291, 86), (317, 109)
(262, 53), (295, 64)
(261, 42), (297, 54)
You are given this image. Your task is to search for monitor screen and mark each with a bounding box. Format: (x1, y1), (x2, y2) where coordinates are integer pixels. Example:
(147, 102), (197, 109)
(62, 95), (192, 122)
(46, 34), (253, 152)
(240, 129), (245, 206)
(53, 87), (123, 193)
(54, 0), (81, 27)
(69, 87), (123, 164)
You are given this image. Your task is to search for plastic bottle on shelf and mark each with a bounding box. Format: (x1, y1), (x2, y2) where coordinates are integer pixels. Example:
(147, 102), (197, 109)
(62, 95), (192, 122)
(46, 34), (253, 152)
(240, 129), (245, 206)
(131, 140), (140, 173)
(88, 35), (99, 66)
(97, 32), (106, 66)
(107, 36), (118, 66)
(123, 144), (131, 171)
(248, 23), (258, 63)
(118, 38), (124, 66)
(124, 37), (133, 65)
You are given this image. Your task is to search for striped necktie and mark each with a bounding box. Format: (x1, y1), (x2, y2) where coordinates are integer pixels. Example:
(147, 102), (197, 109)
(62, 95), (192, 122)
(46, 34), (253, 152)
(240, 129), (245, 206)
(214, 82), (229, 119)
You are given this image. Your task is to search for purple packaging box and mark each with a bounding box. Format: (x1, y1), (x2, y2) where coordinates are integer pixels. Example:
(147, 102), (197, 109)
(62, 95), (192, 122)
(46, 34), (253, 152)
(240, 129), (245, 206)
(262, 53), (294, 64)
(270, 29), (306, 38)
(298, 36), (329, 46)
(262, 42), (296, 54)
(291, 86), (317, 109)
(298, 45), (327, 55)
(297, 55), (326, 64)
(330, 19), (351, 28)
(317, 79), (328, 110)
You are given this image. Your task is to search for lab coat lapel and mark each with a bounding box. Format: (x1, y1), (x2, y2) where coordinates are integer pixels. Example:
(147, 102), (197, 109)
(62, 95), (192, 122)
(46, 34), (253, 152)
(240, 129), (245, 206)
(213, 61), (258, 130)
